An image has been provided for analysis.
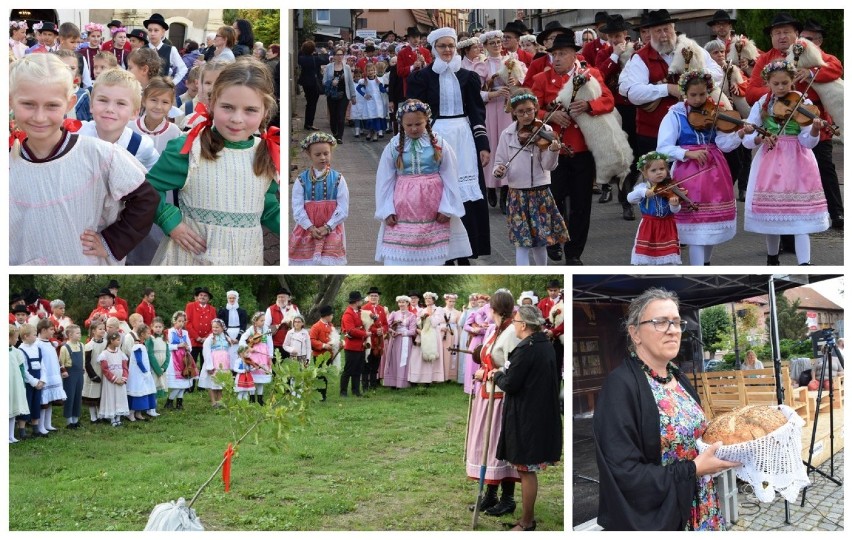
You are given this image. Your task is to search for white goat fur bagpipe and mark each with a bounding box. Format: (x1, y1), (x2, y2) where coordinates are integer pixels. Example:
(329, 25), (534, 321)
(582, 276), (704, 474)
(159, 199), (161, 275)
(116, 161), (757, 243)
(548, 299), (564, 345)
(786, 38), (844, 143)
(496, 53), (528, 86)
(555, 71), (633, 184)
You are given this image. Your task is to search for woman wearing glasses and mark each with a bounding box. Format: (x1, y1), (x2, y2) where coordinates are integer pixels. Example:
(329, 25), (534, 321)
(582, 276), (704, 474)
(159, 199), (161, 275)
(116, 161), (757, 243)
(593, 288), (738, 530)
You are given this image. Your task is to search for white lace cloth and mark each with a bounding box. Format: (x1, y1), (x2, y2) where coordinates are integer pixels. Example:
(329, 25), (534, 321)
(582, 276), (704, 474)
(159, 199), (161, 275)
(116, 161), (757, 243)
(697, 405), (810, 503)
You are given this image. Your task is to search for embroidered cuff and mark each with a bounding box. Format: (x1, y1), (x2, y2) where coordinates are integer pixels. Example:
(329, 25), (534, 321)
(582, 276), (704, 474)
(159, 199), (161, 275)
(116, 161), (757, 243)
(100, 234), (119, 263)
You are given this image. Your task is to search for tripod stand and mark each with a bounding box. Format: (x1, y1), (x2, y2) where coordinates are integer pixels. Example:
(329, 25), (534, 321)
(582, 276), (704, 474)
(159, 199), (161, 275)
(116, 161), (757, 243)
(800, 329), (844, 506)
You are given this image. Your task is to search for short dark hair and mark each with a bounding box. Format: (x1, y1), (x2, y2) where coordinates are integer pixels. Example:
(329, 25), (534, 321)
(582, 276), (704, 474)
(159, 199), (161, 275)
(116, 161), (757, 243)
(185, 40), (199, 52)
(301, 40), (316, 55)
(143, 287), (155, 297)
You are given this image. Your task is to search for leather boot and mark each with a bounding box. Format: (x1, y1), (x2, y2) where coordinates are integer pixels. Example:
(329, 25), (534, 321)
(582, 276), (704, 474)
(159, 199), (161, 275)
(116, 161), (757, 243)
(250, 394), (257, 403)
(164, 399), (174, 409)
(499, 186), (508, 215)
(598, 184), (612, 203)
(340, 373), (350, 397)
(468, 483), (499, 512)
(176, 398), (184, 410)
(487, 188), (498, 207)
(485, 480), (517, 516)
(17, 427), (28, 440)
(767, 254), (780, 266)
(257, 395), (265, 406)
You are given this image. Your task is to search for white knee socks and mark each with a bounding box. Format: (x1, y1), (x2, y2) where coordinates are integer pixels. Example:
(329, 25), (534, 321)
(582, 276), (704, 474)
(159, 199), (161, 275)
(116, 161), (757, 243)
(9, 418), (17, 443)
(515, 247), (530, 266)
(794, 234), (811, 265)
(531, 246), (548, 266)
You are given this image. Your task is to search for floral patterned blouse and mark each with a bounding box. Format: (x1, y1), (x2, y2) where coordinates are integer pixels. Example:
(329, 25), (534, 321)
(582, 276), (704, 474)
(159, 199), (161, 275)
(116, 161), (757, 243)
(646, 373), (725, 531)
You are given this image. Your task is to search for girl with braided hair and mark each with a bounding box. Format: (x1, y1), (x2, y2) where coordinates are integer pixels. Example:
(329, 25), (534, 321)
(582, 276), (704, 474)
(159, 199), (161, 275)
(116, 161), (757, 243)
(627, 152), (682, 265)
(374, 99), (471, 265)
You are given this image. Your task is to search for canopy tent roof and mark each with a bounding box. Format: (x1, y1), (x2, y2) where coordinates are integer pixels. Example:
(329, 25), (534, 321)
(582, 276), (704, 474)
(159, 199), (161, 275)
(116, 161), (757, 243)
(573, 274), (841, 310)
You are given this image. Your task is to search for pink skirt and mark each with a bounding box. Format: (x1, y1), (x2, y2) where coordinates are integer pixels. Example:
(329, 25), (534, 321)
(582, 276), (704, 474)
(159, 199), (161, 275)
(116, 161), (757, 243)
(289, 200), (347, 265)
(212, 349), (230, 371)
(381, 173), (450, 260)
(464, 380), (520, 484)
(672, 144), (736, 245)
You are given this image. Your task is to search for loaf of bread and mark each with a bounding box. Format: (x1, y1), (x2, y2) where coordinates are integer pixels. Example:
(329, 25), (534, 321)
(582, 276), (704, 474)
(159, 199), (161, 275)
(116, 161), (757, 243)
(702, 405), (788, 445)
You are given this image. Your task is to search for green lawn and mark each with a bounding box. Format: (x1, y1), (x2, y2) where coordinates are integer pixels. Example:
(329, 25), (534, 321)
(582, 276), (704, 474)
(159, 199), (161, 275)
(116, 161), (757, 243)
(8, 379), (564, 531)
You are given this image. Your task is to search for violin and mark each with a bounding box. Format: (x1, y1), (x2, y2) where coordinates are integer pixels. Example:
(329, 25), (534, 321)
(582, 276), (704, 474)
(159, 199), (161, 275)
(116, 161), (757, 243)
(247, 330), (271, 347)
(517, 119), (560, 151)
(687, 99), (773, 138)
(652, 177), (699, 211)
(772, 91), (839, 136)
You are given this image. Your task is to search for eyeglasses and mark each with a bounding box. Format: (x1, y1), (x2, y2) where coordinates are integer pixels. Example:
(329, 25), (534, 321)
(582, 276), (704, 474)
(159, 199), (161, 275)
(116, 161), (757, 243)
(435, 43), (456, 50)
(514, 108), (537, 116)
(512, 318), (525, 324)
(638, 319), (687, 332)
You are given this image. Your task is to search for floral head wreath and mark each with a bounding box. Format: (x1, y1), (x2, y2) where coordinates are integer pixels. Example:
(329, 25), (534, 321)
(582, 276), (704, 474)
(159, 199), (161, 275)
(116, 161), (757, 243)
(761, 59), (796, 81)
(395, 295), (412, 304)
(636, 151), (670, 170)
(300, 131), (337, 150)
(10, 21), (28, 30)
(84, 22), (105, 34)
(423, 291), (438, 300)
(32, 22), (43, 31)
(678, 69), (714, 96)
(509, 92), (538, 107)
(112, 26), (128, 35)
(456, 36), (479, 50)
(480, 30), (504, 44)
(520, 34), (538, 45)
(396, 99), (432, 122)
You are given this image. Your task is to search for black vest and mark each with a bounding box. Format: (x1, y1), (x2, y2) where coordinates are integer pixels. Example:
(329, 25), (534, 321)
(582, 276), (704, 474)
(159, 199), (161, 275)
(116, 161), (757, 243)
(155, 43), (172, 76)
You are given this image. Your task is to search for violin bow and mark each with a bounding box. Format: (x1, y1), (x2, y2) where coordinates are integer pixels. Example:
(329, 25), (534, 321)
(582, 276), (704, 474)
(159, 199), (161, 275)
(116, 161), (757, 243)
(711, 62), (732, 127)
(658, 164), (718, 192)
(776, 43), (820, 140)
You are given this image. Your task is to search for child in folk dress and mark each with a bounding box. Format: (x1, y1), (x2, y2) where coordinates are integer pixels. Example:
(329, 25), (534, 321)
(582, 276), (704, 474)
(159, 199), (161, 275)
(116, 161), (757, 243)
(627, 152), (683, 265)
(98, 332), (130, 427)
(234, 345), (256, 401)
(741, 60), (830, 265)
(132, 77), (183, 154)
(374, 99), (471, 265)
(36, 319), (66, 432)
(146, 58), (280, 266)
(492, 89), (569, 266)
(59, 325), (85, 429)
(350, 67), (365, 139)
(165, 311), (196, 410)
(145, 317), (170, 400)
(82, 320), (107, 423)
(10, 326), (35, 442)
(182, 60), (230, 131)
(356, 63), (388, 141)
(9, 54), (157, 266)
(128, 324), (158, 420)
(92, 51), (119, 79)
(199, 319), (231, 408)
(17, 324), (47, 437)
(52, 49), (91, 122)
(240, 312), (274, 405)
(289, 132), (350, 265)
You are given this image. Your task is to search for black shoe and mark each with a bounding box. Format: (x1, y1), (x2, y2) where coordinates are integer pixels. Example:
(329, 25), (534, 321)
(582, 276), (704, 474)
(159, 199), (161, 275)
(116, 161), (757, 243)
(176, 398), (184, 410)
(164, 399), (174, 409)
(738, 190), (746, 202)
(499, 186), (508, 215)
(622, 206), (635, 221)
(318, 389), (327, 402)
(565, 256), (584, 266)
(468, 487), (499, 512)
(336, 138), (343, 144)
(17, 428), (28, 440)
(799, 262), (812, 266)
(30, 430), (46, 438)
(592, 184), (602, 194)
(249, 394), (256, 403)
(832, 217), (844, 230)
(503, 520), (537, 531)
(767, 254), (780, 266)
(484, 498), (517, 516)
(598, 186), (612, 203)
(257, 395), (265, 406)
(546, 244), (563, 262)
(487, 188), (498, 208)
(66, 423), (76, 429)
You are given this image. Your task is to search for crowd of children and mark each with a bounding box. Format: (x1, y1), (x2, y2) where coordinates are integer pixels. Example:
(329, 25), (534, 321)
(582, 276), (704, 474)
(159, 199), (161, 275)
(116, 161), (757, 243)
(9, 15), (280, 266)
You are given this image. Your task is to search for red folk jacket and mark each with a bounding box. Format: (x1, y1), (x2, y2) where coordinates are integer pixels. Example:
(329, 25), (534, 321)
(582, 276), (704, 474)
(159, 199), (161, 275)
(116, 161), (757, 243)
(185, 301), (216, 347)
(310, 320), (335, 357)
(361, 302), (389, 351)
(135, 300), (156, 326)
(341, 306), (368, 352)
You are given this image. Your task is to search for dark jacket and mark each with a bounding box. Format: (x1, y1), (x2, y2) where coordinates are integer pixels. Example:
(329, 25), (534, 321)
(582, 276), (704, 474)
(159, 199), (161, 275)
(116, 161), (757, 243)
(593, 355), (700, 531)
(217, 307), (248, 340)
(492, 332), (562, 465)
(297, 54), (323, 90)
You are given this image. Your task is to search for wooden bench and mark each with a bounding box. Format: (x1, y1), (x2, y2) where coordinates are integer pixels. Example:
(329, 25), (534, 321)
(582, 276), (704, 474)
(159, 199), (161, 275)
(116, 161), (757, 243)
(740, 366), (809, 425)
(700, 369), (743, 420)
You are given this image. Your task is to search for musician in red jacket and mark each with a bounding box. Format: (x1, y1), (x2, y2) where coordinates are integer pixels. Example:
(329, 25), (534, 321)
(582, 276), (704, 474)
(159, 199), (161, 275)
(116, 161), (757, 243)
(134, 287), (157, 326)
(396, 26), (431, 96)
(522, 21), (571, 88)
(361, 286), (389, 391)
(106, 279), (130, 317)
(185, 287), (217, 375)
(579, 12), (610, 68)
(85, 288), (127, 328)
(501, 21), (532, 67)
(309, 304), (336, 401)
(340, 291), (368, 397)
(531, 34), (614, 266)
(265, 287), (300, 361)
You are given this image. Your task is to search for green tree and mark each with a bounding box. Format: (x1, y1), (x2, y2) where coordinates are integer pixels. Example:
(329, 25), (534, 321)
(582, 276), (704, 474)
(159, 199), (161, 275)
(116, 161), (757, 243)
(737, 9), (843, 62)
(768, 293), (807, 340)
(299, 9), (318, 44)
(222, 9), (280, 47)
(700, 305), (730, 356)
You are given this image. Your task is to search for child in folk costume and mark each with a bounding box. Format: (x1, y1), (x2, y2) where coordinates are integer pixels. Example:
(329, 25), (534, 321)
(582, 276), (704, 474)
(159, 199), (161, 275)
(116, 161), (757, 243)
(10, 326), (34, 442)
(627, 152), (683, 265)
(80, 23), (104, 81)
(98, 332), (130, 427)
(199, 319), (231, 407)
(375, 100), (471, 265)
(408, 292), (445, 384)
(233, 345), (256, 400)
(240, 312), (274, 405)
(492, 89), (569, 266)
(59, 325), (85, 429)
(656, 70), (741, 266)
(741, 60), (829, 265)
(355, 63), (388, 141)
(145, 317), (170, 400)
(17, 324), (47, 437)
(165, 311), (196, 410)
(82, 320), (107, 423)
(283, 314), (312, 367)
(131, 77), (183, 154)
(383, 296), (416, 389)
(9, 54), (156, 266)
(128, 324), (158, 420)
(36, 319), (66, 432)
(462, 294), (491, 394)
(289, 132), (349, 265)
(350, 67), (365, 139)
(92, 51), (119, 80)
(147, 58), (280, 266)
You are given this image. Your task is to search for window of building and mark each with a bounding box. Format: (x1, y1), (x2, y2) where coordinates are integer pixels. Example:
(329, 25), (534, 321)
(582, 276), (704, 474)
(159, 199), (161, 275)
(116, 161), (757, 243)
(316, 10), (331, 25)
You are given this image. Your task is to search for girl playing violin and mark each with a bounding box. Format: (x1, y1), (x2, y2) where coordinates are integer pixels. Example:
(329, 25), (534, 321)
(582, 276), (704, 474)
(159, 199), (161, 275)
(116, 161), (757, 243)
(740, 60), (829, 266)
(657, 70), (742, 266)
(627, 152), (682, 265)
(492, 89), (569, 266)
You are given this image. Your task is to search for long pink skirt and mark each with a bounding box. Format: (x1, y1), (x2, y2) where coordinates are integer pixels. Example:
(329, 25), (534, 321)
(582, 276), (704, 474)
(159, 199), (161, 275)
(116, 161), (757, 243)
(672, 144), (736, 245)
(464, 380), (520, 484)
(289, 200), (347, 265)
(380, 173), (450, 262)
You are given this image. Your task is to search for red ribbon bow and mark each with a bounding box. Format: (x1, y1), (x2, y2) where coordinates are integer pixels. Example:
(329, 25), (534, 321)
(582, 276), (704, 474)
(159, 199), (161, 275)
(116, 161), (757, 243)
(260, 126), (280, 177)
(63, 118), (82, 132)
(9, 129), (26, 149)
(180, 102), (212, 155)
(222, 443), (235, 493)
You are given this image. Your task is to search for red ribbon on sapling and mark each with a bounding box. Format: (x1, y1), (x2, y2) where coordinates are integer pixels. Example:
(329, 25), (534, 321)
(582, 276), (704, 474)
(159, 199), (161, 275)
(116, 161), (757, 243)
(222, 443), (235, 493)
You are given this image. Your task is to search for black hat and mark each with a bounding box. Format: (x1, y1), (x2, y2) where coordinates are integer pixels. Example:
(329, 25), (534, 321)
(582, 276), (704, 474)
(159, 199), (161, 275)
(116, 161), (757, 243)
(707, 10), (736, 26)
(128, 28), (148, 45)
(536, 20), (570, 45)
(319, 305), (333, 317)
(546, 279), (561, 290)
(547, 33), (581, 52)
(10, 293), (23, 305)
(107, 20), (123, 29)
(348, 291), (363, 303)
(594, 12), (610, 25)
(802, 19), (825, 36)
(600, 14), (631, 35)
(503, 20), (529, 37)
(23, 289), (40, 304)
(12, 305), (29, 315)
(381, 30), (398, 41)
(407, 290), (420, 297)
(37, 21), (57, 34)
(276, 287), (291, 296)
(95, 288), (116, 299)
(635, 12), (651, 30)
(645, 9), (678, 28)
(367, 287), (381, 295)
(143, 13), (169, 30)
(405, 26), (422, 38)
(107, 279), (120, 289)
(193, 287), (212, 298)
(763, 13), (803, 35)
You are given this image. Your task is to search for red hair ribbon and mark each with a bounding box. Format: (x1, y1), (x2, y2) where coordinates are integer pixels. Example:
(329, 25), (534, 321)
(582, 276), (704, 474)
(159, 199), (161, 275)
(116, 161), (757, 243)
(180, 103), (212, 155)
(260, 126), (280, 176)
(9, 129), (26, 149)
(62, 118), (82, 132)
(222, 443), (235, 493)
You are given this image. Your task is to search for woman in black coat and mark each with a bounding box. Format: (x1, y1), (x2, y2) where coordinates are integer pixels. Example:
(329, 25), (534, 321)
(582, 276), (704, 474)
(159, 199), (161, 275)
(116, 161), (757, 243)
(492, 305), (562, 531)
(297, 40), (326, 130)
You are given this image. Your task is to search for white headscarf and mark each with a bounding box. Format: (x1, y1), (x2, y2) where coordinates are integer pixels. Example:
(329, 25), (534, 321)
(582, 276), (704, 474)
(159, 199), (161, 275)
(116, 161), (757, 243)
(226, 290), (240, 310)
(427, 27), (457, 47)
